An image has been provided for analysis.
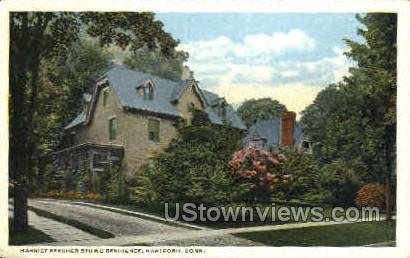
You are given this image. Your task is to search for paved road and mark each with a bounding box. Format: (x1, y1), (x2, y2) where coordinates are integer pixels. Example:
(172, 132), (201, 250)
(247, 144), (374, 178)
(28, 198), (261, 246)
(29, 199), (190, 237)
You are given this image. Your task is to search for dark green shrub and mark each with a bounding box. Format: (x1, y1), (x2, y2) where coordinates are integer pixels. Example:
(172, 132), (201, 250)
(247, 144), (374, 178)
(279, 147), (320, 201)
(103, 163), (129, 204)
(318, 159), (366, 206)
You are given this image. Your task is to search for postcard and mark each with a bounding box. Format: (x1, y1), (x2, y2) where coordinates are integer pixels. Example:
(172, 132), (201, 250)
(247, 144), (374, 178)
(1, 0), (410, 258)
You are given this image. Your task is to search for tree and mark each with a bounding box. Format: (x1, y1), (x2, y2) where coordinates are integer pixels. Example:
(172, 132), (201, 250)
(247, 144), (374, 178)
(344, 13), (396, 219)
(237, 98), (287, 128)
(301, 13), (396, 217)
(124, 46), (188, 81)
(9, 12), (179, 232)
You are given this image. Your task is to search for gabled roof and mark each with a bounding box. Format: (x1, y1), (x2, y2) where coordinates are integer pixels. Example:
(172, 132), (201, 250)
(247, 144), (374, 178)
(103, 65), (185, 117)
(243, 118), (305, 151)
(64, 111), (87, 130)
(201, 90), (246, 129)
(65, 65), (246, 130)
(63, 93), (92, 130)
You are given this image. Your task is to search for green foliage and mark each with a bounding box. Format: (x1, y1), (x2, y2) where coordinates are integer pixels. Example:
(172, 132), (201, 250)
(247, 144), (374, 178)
(318, 159), (367, 206)
(279, 147), (320, 200)
(108, 177), (129, 204)
(130, 111), (250, 206)
(301, 13), (396, 186)
(104, 164), (129, 204)
(9, 11), (185, 230)
(237, 98), (287, 128)
(80, 12), (178, 55)
(190, 108), (212, 127)
(124, 46), (188, 81)
(47, 39), (113, 127)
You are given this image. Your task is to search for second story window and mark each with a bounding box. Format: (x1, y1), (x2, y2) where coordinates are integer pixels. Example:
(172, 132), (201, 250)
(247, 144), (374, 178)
(144, 83), (154, 100)
(103, 89), (109, 107)
(148, 119), (160, 142)
(109, 117), (117, 141)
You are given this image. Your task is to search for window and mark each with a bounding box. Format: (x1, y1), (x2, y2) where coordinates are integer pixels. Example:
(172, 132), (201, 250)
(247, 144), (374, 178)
(103, 89), (109, 107)
(147, 84), (154, 100)
(302, 141), (313, 154)
(148, 119), (160, 142)
(109, 117), (117, 141)
(219, 103), (227, 119)
(144, 83), (154, 100)
(138, 81), (154, 100)
(187, 102), (195, 110)
(92, 152), (109, 171)
(302, 141), (310, 149)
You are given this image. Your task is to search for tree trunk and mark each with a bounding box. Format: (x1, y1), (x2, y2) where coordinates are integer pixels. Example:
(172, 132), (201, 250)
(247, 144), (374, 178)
(384, 177), (392, 221)
(12, 185), (28, 232)
(384, 123), (396, 221)
(9, 40), (30, 232)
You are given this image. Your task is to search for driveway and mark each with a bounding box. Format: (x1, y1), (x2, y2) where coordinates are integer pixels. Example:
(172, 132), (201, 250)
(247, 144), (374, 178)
(28, 198), (190, 236)
(27, 198), (262, 246)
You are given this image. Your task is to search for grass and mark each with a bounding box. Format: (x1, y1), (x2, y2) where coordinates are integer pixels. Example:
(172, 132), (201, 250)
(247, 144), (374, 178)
(234, 221), (396, 246)
(9, 219), (54, 245)
(28, 206), (115, 239)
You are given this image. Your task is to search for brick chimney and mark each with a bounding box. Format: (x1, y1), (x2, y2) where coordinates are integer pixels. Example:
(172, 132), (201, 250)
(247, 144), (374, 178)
(280, 111), (296, 146)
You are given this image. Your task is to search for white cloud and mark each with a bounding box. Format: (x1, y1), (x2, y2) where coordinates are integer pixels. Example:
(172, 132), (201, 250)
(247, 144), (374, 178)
(180, 31), (353, 115)
(179, 29), (316, 62)
(278, 70), (299, 78)
(238, 29), (316, 56)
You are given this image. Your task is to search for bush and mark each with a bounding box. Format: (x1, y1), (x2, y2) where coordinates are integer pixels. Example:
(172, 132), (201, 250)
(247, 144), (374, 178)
(34, 191), (102, 201)
(229, 147), (284, 201)
(318, 159), (366, 206)
(130, 143), (250, 206)
(103, 164), (129, 204)
(355, 183), (386, 209)
(279, 147), (320, 201)
(129, 109), (250, 206)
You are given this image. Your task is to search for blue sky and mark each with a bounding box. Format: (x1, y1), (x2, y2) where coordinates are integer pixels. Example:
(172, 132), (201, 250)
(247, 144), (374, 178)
(156, 13), (363, 115)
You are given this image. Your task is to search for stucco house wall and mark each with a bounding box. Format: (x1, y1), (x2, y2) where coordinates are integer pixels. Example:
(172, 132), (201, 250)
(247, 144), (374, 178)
(58, 65), (246, 180)
(74, 84), (178, 178)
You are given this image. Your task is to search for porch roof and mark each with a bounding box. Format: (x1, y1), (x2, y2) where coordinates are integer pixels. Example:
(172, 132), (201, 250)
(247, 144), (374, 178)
(52, 142), (124, 155)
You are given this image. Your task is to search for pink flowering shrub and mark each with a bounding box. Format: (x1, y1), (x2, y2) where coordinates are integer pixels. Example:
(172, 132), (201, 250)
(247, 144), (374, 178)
(228, 147), (287, 193)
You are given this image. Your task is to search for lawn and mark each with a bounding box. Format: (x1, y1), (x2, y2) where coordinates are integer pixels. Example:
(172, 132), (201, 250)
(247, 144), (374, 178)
(234, 221), (396, 246)
(9, 219), (54, 245)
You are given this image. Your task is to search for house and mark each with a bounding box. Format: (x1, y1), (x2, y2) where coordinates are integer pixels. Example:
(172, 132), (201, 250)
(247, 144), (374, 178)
(54, 65), (245, 179)
(243, 111), (313, 154)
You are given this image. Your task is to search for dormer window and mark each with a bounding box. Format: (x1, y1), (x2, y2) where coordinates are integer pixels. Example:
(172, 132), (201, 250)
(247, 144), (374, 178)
(136, 80), (154, 100)
(219, 102), (227, 119)
(215, 100), (227, 119)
